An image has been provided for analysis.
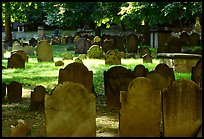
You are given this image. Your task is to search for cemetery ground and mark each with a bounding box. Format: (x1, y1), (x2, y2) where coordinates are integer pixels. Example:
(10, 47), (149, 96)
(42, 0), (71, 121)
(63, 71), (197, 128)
(2, 44), (192, 137)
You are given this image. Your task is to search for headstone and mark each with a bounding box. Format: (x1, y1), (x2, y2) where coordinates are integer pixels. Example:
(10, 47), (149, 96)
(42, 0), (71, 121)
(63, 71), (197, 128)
(142, 53), (152, 63)
(45, 81), (96, 137)
(105, 49), (121, 65)
(163, 79), (202, 137)
(62, 51), (73, 60)
(167, 36), (182, 53)
(104, 66), (133, 110)
(180, 31), (190, 45)
(113, 35), (125, 52)
(132, 64), (148, 78)
(2, 83), (7, 100)
(75, 38), (91, 54)
(22, 45), (34, 55)
(191, 59), (202, 87)
(29, 38), (38, 47)
(7, 53), (25, 68)
(119, 77), (161, 137)
(126, 34), (138, 53)
(12, 41), (23, 51)
(139, 46), (151, 58)
(58, 62), (93, 94)
(55, 60), (64, 67)
(10, 119), (31, 137)
(101, 39), (114, 53)
(11, 50), (28, 62)
(29, 85), (47, 111)
(87, 45), (104, 59)
(36, 40), (53, 62)
(7, 81), (22, 102)
(190, 32), (200, 46)
(155, 63), (175, 83)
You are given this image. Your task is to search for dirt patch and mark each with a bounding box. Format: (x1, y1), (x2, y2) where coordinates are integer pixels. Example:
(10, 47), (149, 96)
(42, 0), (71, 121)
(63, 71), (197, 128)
(2, 91), (119, 137)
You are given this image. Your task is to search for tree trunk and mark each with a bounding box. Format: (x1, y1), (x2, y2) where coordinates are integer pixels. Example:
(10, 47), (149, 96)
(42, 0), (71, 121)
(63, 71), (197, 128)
(5, 2), (12, 44)
(143, 21), (150, 46)
(95, 26), (101, 37)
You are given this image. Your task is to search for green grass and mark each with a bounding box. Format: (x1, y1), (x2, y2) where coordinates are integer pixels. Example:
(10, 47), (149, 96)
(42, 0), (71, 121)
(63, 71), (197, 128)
(2, 44), (192, 95)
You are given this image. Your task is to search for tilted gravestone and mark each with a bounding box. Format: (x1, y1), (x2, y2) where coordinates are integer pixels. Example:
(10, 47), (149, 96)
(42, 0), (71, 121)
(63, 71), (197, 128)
(162, 79), (202, 137)
(7, 81), (22, 102)
(180, 31), (190, 45)
(2, 83), (7, 100)
(29, 85), (47, 111)
(104, 66), (133, 110)
(155, 63), (175, 83)
(7, 53), (25, 69)
(190, 32), (200, 46)
(119, 77), (161, 137)
(87, 45), (104, 59)
(132, 64), (148, 78)
(105, 49), (121, 65)
(45, 81), (96, 137)
(11, 50), (28, 62)
(58, 62), (94, 94)
(126, 34), (138, 53)
(29, 38), (38, 47)
(36, 40), (53, 62)
(191, 59), (202, 88)
(142, 53), (153, 63)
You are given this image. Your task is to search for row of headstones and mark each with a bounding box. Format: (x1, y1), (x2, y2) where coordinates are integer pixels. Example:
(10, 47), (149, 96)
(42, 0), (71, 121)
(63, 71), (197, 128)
(158, 32), (202, 54)
(2, 82), (47, 112)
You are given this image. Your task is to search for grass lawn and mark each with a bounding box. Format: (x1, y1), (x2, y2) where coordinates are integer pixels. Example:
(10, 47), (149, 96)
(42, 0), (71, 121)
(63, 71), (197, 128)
(2, 44), (192, 95)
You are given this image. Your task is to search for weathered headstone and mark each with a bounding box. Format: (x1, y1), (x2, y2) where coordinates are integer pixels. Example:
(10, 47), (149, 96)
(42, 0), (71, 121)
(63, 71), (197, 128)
(113, 35), (125, 52)
(36, 40), (53, 62)
(75, 38), (91, 54)
(7, 53), (25, 68)
(132, 64), (148, 78)
(29, 38), (38, 47)
(55, 60), (64, 67)
(119, 77), (161, 137)
(2, 83), (7, 100)
(22, 45), (34, 55)
(101, 39), (115, 53)
(167, 36), (182, 53)
(29, 85), (47, 111)
(58, 62), (93, 94)
(11, 50), (28, 62)
(139, 46), (151, 58)
(180, 31), (190, 45)
(142, 53), (152, 63)
(7, 81), (22, 102)
(105, 49), (121, 65)
(87, 45), (104, 59)
(62, 51), (73, 60)
(104, 66), (133, 110)
(12, 41), (23, 51)
(126, 34), (138, 53)
(163, 79), (202, 137)
(190, 32), (200, 46)
(191, 59), (202, 87)
(45, 81), (96, 137)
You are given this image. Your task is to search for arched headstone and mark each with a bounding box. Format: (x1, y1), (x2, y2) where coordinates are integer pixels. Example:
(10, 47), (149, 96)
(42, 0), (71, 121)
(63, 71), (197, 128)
(36, 40), (53, 62)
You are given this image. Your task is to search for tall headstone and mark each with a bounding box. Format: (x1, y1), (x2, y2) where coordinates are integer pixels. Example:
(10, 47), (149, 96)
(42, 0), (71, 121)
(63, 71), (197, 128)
(180, 31), (190, 46)
(113, 35), (125, 52)
(7, 81), (22, 102)
(36, 40), (53, 62)
(29, 85), (47, 111)
(104, 66), (133, 110)
(58, 62), (93, 94)
(126, 34), (138, 53)
(190, 32), (200, 46)
(119, 77), (161, 137)
(163, 79), (202, 137)
(45, 81), (96, 137)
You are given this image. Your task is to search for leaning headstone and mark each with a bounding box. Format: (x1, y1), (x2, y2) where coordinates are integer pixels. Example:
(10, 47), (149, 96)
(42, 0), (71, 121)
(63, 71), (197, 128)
(2, 83), (7, 100)
(7, 53), (25, 68)
(87, 45), (104, 59)
(191, 59), (202, 87)
(163, 79), (202, 137)
(11, 50), (28, 62)
(126, 34), (138, 53)
(45, 81), (96, 137)
(58, 62), (93, 94)
(104, 66), (133, 110)
(7, 81), (22, 102)
(62, 51), (73, 60)
(180, 31), (190, 45)
(142, 53), (152, 63)
(105, 49), (121, 65)
(132, 64), (148, 78)
(29, 38), (38, 47)
(55, 60), (64, 67)
(36, 40), (53, 62)
(139, 46), (151, 58)
(29, 85), (47, 111)
(119, 77), (161, 137)
(190, 32), (200, 46)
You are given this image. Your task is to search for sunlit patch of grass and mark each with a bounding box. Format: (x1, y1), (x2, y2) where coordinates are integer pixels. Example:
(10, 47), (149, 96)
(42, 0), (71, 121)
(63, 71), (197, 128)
(174, 72), (191, 80)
